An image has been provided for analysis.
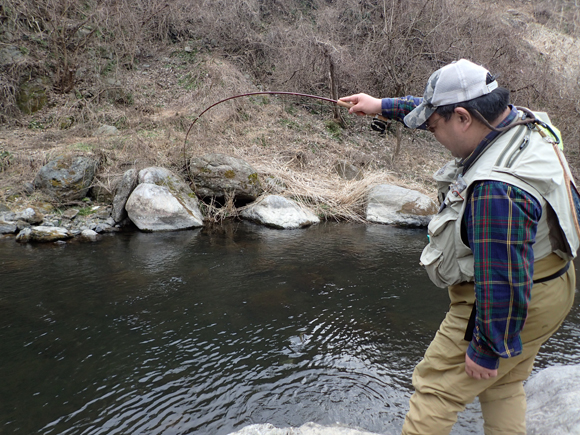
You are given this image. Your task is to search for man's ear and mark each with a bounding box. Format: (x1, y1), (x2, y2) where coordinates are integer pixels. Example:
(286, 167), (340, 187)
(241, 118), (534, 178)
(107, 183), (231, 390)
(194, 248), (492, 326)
(454, 107), (473, 130)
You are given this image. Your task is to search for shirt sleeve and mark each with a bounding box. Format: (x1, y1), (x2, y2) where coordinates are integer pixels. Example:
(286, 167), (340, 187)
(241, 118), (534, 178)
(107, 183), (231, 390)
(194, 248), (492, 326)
(381, 96), (426, 129)
(464, 181), (541, 370)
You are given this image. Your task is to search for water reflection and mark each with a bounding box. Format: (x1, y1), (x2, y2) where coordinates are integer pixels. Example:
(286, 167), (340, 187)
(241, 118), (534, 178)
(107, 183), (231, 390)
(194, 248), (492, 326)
(0, 222), (578, 435)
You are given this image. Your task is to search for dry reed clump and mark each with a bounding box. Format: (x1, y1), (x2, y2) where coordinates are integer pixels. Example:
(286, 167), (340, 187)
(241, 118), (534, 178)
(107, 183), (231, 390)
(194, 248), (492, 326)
(254, 165), (396, 223)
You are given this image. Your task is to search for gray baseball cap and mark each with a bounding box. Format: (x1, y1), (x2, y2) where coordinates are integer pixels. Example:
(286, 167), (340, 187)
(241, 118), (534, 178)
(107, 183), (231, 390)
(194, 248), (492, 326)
(404, 59), (498, 129)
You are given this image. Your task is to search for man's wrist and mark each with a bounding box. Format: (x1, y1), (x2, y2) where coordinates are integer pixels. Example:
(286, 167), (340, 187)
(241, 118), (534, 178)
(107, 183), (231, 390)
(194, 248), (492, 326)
(467, 342), (500, 370)
(381, 98), (396, 119)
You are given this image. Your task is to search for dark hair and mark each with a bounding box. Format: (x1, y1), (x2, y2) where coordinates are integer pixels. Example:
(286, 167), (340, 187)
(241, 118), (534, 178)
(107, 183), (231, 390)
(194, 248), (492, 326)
(435, 74), (510, 123)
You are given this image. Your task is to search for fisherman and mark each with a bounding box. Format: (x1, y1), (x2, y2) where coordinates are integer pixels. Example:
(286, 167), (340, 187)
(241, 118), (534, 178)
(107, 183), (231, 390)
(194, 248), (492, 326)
(340, 59), (579, 435)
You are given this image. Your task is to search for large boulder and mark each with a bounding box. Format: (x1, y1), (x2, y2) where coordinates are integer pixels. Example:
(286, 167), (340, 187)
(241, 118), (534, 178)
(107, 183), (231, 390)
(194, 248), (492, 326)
(126, 184), (203, 231)
(189, 153), (263, 202)
(366, 184), (437, 227)
(241, 195), (320, 229)
(112, 169), (138, 223)
(33, 155), (98, 201)
(125, 167), (204, 231)
(525, 364), (580, 435)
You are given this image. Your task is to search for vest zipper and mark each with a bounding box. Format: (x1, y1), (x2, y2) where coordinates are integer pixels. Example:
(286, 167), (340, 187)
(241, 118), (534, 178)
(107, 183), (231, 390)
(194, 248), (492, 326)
(505, 127), (533, 168)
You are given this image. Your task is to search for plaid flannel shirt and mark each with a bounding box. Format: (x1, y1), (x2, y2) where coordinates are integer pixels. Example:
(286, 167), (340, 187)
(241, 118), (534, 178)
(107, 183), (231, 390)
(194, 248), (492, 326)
(381, 98), (541, 369)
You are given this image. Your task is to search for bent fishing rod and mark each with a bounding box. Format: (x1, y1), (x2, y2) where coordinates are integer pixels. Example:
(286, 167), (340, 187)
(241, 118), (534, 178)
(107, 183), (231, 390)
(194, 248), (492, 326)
(182, 91), (389, 168)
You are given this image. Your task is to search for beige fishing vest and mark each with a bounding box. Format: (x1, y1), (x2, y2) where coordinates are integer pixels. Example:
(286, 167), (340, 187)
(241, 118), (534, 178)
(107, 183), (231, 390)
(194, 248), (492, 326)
(420, 110), (580, 288)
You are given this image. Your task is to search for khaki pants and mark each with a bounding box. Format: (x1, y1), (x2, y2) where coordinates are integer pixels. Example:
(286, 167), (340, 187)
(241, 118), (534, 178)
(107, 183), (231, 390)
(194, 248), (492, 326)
(402, 254), (576, 435)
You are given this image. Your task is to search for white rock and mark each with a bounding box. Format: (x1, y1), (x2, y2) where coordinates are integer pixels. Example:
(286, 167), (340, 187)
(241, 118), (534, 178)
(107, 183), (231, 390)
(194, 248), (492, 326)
(79, 229), (99, 242)
(0, 220), (17, 234)
(227, 423), (384, 435)
(15, 207), (44, 224)
(241, 195), (319, 229)
(125, 183), (203, 231)
(366, 184), (437, 227)
(525, 364), (580, 435)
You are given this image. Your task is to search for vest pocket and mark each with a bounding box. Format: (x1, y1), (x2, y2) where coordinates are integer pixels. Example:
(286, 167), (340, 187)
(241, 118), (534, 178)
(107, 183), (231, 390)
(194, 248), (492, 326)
(420, 243), (465, 288)
(420, 245), (447, 288)
(420, 203), (466, 288)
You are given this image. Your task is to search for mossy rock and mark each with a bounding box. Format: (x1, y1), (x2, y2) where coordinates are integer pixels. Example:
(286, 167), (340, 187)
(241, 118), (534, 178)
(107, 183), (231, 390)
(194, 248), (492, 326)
(33, 155), (98, 201)
(189, 153), (264, 201)
(17, 77), (51, 114)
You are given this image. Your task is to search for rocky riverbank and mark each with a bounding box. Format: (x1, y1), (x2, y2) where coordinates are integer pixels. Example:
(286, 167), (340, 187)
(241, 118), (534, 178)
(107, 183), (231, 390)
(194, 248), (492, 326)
(0, 150), (439, 243)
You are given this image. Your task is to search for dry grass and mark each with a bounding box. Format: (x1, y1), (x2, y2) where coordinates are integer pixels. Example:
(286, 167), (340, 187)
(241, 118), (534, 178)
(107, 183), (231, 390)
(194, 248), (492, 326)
(1, 0), (578, 218)
(0, 49), (447, 219)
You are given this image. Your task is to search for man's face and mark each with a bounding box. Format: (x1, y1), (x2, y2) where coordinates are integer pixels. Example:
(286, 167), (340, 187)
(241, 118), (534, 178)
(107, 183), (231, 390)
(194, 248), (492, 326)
(426, 112), (471, 158)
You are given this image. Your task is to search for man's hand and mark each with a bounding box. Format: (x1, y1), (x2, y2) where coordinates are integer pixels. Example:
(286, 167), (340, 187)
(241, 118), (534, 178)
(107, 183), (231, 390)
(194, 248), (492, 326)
(465, 353), (498, 380)
(339, 93), (382, 117)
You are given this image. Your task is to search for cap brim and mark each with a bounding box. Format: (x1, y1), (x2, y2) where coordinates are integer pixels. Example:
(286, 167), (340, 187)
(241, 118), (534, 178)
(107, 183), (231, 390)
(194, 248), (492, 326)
(403, 102), (436, 129)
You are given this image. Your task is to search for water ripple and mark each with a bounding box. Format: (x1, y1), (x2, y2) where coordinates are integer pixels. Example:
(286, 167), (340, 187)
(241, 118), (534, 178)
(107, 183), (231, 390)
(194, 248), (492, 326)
(1, 224), (577, 435)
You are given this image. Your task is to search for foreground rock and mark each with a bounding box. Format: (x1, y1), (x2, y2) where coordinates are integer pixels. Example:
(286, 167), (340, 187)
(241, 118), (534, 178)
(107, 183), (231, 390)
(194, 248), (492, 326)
(366, 184), (437, 227)
(125, 167), (204, 231)
(33, 155), (98, 201)
(189, 153), (263, 202)
(228, 423), (384, 435)
(525, 364), (580, 435)
(241, 195), (320, 229)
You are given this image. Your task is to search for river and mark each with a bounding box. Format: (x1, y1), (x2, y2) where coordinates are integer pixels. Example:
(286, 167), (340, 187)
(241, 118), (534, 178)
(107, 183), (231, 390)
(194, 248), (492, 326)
(1, 222), (578, 434)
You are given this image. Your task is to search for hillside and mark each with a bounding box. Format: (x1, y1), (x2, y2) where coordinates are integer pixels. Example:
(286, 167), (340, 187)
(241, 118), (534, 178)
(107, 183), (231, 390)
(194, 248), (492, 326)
(1, 0), (579, 220)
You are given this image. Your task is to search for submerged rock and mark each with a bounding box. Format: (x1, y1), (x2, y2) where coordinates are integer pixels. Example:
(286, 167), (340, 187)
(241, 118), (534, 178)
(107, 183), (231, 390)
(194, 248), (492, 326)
(16, 226), (71, 243)
(79, 229), (99, 242)
(241, 195), (319, 229)
(366, 184), (437, 227)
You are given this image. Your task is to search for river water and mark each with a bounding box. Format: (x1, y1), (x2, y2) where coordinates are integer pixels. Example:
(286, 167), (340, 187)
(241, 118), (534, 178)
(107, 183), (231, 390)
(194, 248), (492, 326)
(1, 222), (578, 435)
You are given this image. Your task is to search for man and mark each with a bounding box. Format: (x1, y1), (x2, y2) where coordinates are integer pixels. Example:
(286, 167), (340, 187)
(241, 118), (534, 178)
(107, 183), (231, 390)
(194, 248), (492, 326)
(340, 59), (579, 435)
